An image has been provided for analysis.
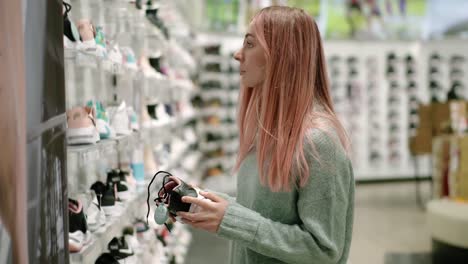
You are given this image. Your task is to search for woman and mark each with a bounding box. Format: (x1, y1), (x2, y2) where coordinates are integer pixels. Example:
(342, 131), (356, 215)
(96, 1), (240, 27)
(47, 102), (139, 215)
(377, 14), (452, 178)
(178, 6), (354, 264)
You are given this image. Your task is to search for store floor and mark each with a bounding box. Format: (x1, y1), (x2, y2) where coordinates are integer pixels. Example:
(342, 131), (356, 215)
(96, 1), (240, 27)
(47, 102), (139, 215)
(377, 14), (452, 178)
(186, 181), (433, 264)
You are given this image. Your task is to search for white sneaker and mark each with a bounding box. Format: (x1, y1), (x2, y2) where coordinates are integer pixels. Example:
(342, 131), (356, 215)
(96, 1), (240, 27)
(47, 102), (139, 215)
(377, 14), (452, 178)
(66, 106), (100, 145)
(108, 101), (132, 135)
(86, 195), (107, 233)
(156, 104), (170, 124)
(108, 45), (123, 64)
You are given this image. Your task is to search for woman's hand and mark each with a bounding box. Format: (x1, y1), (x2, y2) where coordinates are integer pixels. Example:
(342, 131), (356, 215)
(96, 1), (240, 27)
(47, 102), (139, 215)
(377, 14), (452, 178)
(177, 191), (228, 233)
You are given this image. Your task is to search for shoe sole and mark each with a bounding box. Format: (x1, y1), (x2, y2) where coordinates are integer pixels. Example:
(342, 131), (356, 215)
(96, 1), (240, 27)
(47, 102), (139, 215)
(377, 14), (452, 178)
(69, 231), (92, 253)
(67, 127), (99, 145)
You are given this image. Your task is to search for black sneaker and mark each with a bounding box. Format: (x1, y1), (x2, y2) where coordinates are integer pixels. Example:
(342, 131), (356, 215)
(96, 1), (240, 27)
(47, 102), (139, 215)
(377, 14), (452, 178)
(148, 56), (163, 74)
(201, 80), (222, 90)
(205, 63), (222, 72)
(95, 253), (119, 264)
(203, 44), (221, 55)
(206, 133), (223, 142)
(91, 181), (116, 216)
(63, 2), (80, 42)
(68, 199), (92, 253)
(447, 82), (464, 100)
(108, 237), (135, 261)
(147, 104), (159, 120)
(107, 170), (131, 201)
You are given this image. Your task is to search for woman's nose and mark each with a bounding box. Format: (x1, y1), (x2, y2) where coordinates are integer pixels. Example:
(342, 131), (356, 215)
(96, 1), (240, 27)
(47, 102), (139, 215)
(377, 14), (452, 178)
(233, 49), (242, 61)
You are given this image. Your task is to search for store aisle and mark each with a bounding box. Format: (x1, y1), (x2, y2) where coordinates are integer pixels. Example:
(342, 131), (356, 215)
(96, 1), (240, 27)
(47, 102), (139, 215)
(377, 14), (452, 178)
(350, 181), (432, 264)
(186, 228), (231, 264)
(186, 181), (432, 264)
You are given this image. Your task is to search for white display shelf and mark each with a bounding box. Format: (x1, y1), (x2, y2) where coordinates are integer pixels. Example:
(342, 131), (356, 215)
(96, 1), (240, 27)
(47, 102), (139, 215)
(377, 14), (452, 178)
(65, 49), (138, 77)
(67, 133), (137, 167)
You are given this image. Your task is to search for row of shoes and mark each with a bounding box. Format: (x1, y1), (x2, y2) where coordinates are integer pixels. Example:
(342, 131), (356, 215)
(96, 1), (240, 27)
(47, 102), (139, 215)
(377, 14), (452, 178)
(429, 53), (466, 102)
(63, 2), (139, 71)
(66, 100), (138, 145)
(69, 169), (138, 254)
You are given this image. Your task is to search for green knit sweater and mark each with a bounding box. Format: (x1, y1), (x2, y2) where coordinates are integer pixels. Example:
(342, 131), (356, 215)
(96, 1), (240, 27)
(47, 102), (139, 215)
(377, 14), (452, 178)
(215, 129), (355, 264)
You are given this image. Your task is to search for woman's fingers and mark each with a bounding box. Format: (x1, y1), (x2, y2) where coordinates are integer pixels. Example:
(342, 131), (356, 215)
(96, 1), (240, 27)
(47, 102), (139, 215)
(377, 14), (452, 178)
(182, 196), (215, 210)
(200, 191), (223, 202)
(177, 211), (206, 222)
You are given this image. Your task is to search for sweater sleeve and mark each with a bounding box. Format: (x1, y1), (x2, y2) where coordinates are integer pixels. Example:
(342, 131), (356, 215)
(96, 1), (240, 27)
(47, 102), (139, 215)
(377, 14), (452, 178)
(216, 132), (354, 264)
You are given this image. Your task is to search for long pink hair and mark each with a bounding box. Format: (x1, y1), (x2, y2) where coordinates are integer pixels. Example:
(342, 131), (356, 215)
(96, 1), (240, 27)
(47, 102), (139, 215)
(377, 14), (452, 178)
(235, 6), (350, 192)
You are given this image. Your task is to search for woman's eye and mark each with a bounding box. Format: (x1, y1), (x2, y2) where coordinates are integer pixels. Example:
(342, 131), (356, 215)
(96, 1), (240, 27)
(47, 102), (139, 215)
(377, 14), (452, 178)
(246, 41), (253, 48)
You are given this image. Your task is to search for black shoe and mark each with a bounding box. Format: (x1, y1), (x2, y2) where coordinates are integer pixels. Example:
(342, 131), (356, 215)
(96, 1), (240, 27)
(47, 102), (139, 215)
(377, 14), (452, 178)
(205, 63), (222, 72)
(147, 104), (159, 120)
(108, 237), (135, 260)
(91, 181), (116, 216)
(95, 253), (119, 264)
(107, 170), (131, 201)
(204, 44), (221, 55)
(148, 56), (163, 74)
(63, 2), (80, 42)
(387, 52), (397, 63)
(206, 133), (223, 142)
(68, 199), (91, 253)
(201, 80), (222, 90)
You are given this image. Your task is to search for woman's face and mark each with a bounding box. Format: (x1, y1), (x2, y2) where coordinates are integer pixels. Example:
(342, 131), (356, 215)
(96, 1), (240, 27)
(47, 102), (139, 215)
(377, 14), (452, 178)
(234, 22), (267, 88)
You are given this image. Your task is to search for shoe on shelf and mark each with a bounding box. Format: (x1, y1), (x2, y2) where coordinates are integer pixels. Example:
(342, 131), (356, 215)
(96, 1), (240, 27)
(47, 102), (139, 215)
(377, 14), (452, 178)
(86, 101), (116, 140)
(107, 169), (132, 201)
(146, 103), (170, 125)
(120, 169), (137, 192)
(139, 55), (164, 79)
(122, 226), (143, 255)
(108, 237), (137, 264)
(86, 193), (107, 232)
(91, 181), (117, 217)
(66, 106), (100, 145)
(68, 199), (92, 253)
(62, 2), (80, 43)
(108, 101), (132, 136)
(95, 252), (119, 264)
(76, 19), (97, 52)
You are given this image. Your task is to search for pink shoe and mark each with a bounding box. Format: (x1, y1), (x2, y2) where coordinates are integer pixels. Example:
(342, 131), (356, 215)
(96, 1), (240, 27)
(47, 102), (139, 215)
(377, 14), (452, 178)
(77, 19), (96, 51)
(67, 106), (100, 145)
